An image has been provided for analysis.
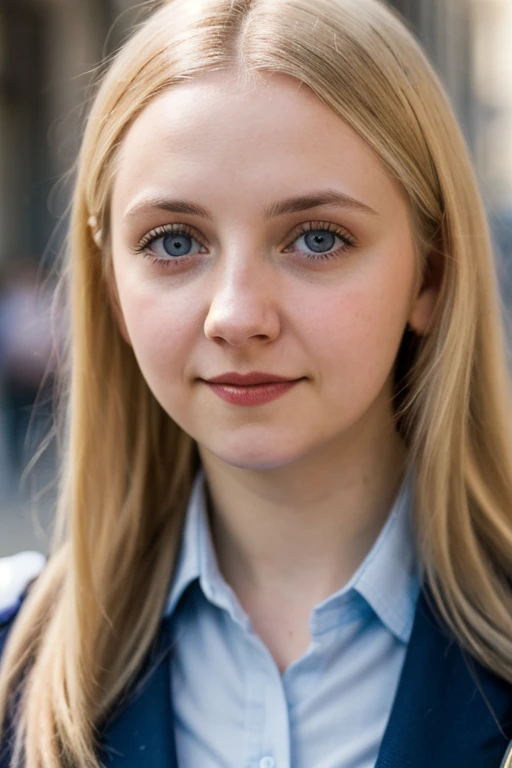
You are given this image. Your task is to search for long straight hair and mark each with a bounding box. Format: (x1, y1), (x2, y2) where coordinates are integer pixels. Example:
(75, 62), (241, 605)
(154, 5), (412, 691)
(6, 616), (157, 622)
(2, 0), (512, 765)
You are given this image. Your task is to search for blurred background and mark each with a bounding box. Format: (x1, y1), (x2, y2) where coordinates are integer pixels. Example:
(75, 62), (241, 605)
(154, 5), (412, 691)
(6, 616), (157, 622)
(0, 0), (511, 557)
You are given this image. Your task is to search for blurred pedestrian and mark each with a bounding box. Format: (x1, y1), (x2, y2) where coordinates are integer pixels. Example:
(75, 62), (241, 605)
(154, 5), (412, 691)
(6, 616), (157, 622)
(0, 258), (54, 478)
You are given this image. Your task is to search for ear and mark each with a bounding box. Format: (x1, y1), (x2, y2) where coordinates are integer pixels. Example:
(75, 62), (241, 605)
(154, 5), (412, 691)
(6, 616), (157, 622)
(407, 249), (443, 336)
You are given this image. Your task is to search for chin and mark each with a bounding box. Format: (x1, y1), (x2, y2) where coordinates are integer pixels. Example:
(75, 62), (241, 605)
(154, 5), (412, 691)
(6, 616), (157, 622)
(204, 444), (302, 472)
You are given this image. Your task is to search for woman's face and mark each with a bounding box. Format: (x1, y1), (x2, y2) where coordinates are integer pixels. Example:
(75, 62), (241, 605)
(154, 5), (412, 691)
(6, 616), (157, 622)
(110, 72), (436, 471)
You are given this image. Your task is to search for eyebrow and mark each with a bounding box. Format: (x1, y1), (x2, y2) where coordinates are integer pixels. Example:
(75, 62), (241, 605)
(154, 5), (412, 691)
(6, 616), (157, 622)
(122, 188), (379, 224)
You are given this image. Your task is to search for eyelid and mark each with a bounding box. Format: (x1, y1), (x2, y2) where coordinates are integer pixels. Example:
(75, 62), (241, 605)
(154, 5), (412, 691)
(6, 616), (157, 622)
(283, 220), (357, 249)
(133, 222), (208, 253)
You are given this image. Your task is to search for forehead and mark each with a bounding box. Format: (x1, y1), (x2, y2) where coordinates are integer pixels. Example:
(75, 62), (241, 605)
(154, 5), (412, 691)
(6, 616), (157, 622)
(112, 71), (406, 221)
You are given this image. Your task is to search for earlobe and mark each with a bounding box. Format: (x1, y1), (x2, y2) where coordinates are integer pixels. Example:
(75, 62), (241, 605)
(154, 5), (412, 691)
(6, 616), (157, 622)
(407, 284), (439, 335)
(407, 251), (443, 336)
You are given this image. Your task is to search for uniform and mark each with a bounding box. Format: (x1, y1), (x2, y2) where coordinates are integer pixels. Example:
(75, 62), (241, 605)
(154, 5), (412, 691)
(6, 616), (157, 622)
(2, 552), (512, 767)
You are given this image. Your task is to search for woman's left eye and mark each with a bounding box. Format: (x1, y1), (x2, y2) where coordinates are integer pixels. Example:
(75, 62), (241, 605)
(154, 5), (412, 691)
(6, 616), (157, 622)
(285, 222), (356, 260)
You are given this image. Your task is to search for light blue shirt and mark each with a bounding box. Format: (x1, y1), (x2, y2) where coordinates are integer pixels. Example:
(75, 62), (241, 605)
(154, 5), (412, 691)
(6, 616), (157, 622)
(163, 466), (420, 768)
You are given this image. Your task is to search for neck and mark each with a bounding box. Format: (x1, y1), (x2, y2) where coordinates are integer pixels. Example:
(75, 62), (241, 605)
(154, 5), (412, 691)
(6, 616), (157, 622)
(199, 420), (408, 607)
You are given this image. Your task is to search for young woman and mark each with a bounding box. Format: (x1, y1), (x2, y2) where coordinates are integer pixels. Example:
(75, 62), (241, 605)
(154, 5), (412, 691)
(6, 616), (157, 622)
(2, 0), (512, 765)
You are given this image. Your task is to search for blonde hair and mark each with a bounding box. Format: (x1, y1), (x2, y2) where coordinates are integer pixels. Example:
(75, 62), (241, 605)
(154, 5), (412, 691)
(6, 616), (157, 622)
(2, 0), (512, 764)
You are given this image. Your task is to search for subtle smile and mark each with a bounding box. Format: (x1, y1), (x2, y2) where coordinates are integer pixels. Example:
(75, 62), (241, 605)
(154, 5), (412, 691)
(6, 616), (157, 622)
(201, 372), (305, 406)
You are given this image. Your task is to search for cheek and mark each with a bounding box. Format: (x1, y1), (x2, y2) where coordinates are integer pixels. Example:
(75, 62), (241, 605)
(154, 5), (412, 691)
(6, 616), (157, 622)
(115, 274), (197, 384)
(307, 268), (413, 392)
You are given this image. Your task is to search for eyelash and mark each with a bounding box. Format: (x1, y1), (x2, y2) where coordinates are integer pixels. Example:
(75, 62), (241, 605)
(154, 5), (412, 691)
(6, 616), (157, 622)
(133, 220), (357, 268)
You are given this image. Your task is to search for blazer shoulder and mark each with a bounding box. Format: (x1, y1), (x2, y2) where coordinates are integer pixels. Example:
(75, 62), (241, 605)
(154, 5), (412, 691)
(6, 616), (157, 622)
(0, 551), (46, 636)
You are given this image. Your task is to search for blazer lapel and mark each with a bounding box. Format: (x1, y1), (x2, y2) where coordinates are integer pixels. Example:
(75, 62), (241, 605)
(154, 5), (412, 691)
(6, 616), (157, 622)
(376, 590), (512, 768)
(98, 617), (178, 767)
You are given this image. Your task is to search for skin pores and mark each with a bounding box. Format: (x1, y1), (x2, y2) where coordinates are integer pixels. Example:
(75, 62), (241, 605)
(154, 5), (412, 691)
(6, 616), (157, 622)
(110, 72), (435, 477)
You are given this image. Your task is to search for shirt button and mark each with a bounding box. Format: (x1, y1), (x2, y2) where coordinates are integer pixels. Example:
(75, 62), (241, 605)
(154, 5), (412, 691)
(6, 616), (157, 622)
(260, 758), (275, 768)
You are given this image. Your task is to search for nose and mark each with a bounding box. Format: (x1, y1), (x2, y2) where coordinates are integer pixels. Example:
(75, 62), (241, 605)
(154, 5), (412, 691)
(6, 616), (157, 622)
(204, 257), (281, 347)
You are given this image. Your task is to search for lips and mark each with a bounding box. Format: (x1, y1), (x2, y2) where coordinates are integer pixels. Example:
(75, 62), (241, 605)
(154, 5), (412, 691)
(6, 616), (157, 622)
(204, 372), (300, 386)
(202, 376), (302, 406)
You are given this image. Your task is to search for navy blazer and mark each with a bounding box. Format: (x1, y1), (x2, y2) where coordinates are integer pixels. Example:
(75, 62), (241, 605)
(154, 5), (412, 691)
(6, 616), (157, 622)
(2, 588), (512, 767)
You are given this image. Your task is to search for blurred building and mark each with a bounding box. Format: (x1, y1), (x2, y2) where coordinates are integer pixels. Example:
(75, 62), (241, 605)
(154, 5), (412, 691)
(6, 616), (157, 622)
(0, 0), (141, 264)
(394, 0), (475, 142)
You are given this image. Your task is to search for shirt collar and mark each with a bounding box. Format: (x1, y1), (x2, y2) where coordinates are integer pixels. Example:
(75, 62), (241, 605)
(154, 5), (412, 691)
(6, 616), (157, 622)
(334, 465), (420, 644)
(163, 469), (205, 619)
(163, 464), (420, 644)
